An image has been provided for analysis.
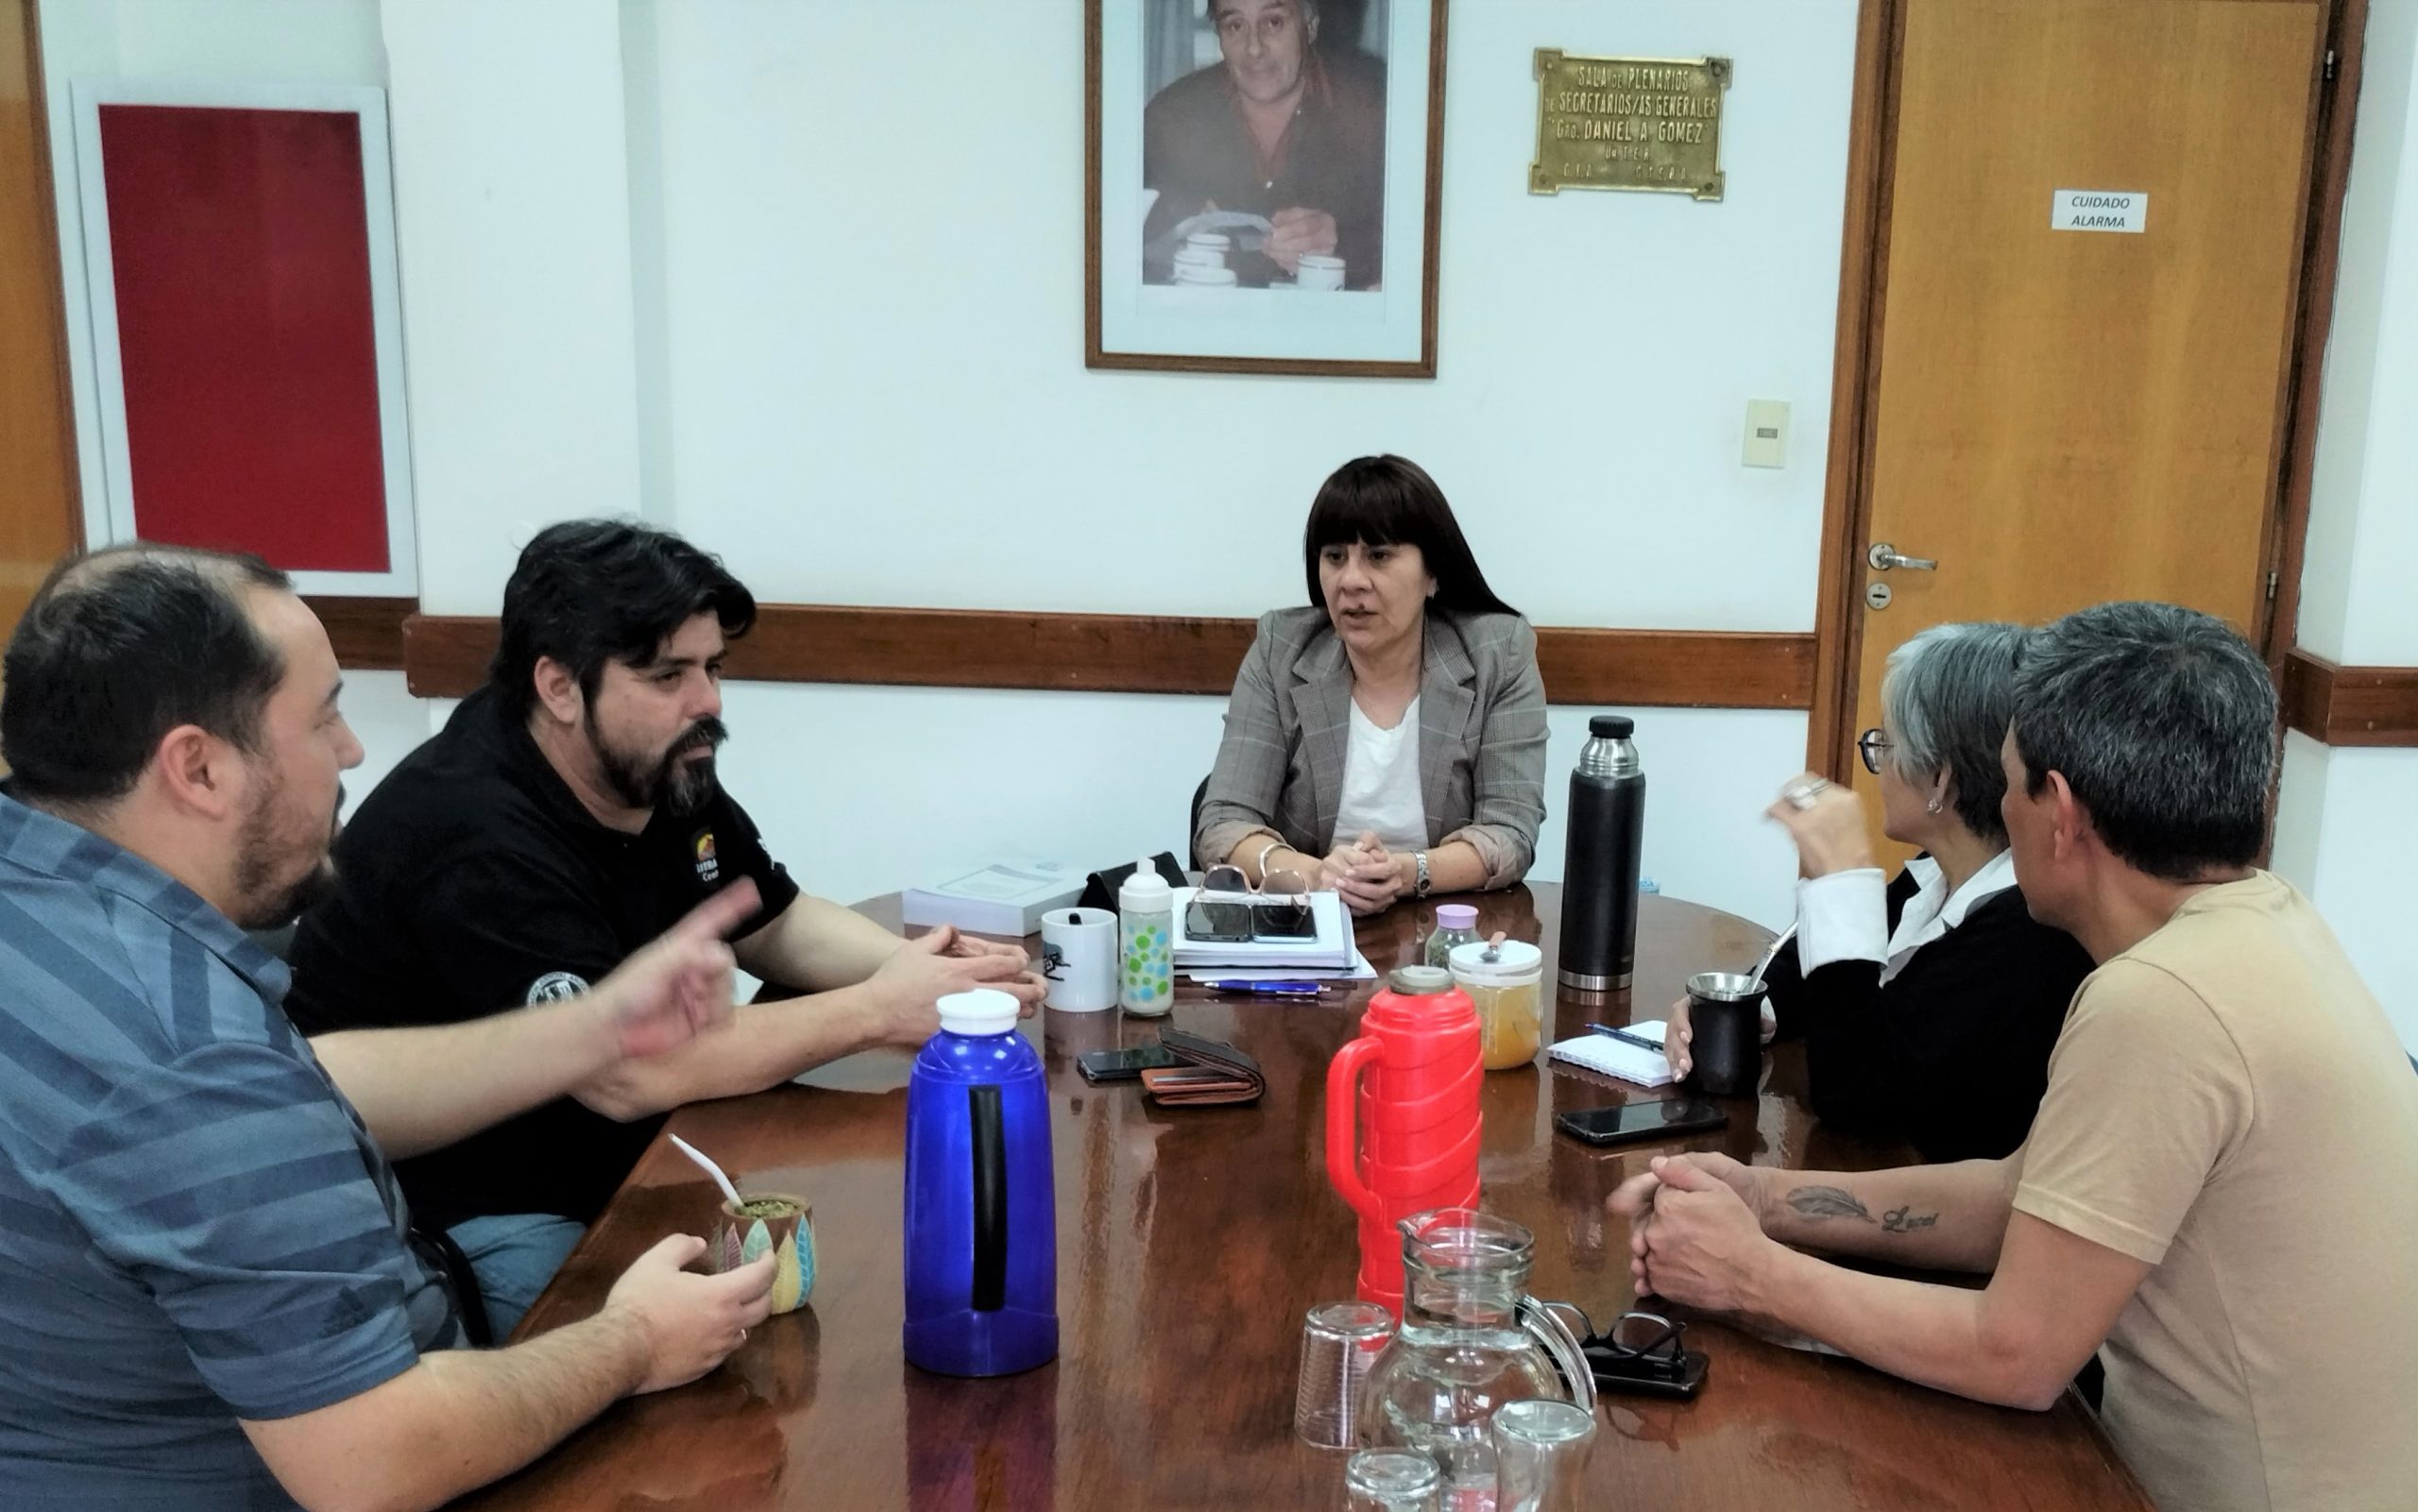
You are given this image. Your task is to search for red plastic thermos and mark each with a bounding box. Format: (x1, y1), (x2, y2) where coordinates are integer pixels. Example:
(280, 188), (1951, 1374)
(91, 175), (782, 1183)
(1326, 965), (1485, 1312)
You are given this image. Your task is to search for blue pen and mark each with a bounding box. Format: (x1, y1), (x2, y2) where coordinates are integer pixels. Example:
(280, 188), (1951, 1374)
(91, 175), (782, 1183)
(1586, 1022), (1666, 1054)
(1204, 979), (1327, 995)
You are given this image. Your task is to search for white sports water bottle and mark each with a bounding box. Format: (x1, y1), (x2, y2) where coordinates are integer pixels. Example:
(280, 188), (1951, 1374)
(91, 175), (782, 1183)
(1117, 858), (1174, 1017)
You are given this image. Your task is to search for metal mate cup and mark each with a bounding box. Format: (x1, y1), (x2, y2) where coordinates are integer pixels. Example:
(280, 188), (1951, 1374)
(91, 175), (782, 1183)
(1684, 971), (1768, 1097)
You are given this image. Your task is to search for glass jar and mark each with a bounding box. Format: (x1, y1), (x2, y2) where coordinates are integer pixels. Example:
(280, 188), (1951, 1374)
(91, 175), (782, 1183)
(1447, 940), (1545, 1071)
(1422, 904), (1481, 970)
(1354, 1210), (1574, 1502)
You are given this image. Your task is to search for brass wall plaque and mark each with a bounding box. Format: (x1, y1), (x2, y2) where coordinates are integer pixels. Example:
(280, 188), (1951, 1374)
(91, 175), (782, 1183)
(1530, 51), (1731, 200)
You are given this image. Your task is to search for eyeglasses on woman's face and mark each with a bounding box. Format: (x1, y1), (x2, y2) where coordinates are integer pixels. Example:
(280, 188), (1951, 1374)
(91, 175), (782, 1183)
(1857, 728), (1895, 775)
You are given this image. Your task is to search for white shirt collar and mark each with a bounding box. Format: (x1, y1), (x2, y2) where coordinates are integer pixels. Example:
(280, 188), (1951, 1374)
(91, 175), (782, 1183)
(1880, 848), (2018, 984)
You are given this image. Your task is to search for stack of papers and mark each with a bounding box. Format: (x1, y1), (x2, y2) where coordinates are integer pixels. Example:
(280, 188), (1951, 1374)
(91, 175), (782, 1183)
(1547, 1021), (1674, 1088)
(1182, 954), (1377, 984)
(1169, 887), (1354, 971)
(900, 858), (1083, 937)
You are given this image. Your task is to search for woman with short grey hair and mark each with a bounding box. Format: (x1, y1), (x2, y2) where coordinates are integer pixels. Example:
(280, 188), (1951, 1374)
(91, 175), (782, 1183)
(1664, 621), (2094, 1161)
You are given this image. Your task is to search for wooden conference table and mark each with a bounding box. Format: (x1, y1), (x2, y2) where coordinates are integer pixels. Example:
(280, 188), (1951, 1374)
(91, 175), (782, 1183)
(459, 884), (2149, 1511)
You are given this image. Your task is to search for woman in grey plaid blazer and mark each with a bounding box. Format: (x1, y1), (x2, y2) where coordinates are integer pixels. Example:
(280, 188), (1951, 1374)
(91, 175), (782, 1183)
(1194, 457), (1548, 915)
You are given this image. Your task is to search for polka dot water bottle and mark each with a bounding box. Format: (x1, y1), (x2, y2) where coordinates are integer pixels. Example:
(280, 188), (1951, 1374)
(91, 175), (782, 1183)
(1117, 858), (1174, 1017)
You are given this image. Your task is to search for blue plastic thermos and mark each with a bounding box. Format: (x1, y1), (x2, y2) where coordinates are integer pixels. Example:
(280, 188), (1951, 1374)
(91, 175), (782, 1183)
(1558, 714), (1645, 990)
(903, 988), (1059, 1376)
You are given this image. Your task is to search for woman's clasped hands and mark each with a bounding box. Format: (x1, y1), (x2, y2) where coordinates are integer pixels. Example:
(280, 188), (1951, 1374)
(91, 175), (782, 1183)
(1320, 830), (1405, 916)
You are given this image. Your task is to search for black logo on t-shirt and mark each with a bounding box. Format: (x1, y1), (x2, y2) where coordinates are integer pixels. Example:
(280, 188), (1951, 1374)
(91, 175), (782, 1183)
(692, 828), (720, 885)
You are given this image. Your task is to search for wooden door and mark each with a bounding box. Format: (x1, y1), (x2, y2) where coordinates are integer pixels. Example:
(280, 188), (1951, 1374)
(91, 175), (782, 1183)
(1840, 0), (2329, 829)
(1, 0), (81, 641)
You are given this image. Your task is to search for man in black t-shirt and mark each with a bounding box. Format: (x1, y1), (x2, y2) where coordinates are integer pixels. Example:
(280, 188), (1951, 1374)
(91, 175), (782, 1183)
(289, 522), (1041, 1334)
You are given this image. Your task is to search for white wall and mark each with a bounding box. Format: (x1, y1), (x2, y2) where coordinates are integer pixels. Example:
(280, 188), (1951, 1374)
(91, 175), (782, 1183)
(338, 670), (430, 819)
(2270, 0), (2418, 1053)
(380, 0), (647, 613)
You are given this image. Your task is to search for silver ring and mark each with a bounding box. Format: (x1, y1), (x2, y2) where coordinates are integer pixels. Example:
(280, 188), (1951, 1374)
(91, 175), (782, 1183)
(738, 1328), (748, 1345)
(1782, 778), (1831, 811)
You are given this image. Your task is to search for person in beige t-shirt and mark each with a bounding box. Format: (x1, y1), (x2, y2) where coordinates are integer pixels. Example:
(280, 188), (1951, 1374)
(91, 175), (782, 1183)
(1608, 601), (2418, 1512)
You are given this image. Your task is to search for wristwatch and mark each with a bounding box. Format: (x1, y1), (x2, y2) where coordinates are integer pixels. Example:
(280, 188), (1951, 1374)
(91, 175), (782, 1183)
(1412, 850), (1432, 899)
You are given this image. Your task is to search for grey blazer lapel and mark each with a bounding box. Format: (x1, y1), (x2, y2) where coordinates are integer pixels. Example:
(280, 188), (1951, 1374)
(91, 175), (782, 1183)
(1419, 619), (1478, 845)
(1292, 628), (1354, 850)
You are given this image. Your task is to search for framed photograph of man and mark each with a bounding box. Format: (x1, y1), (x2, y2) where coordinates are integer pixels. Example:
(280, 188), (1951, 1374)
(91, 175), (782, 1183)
(1086, 0), (1448, 377)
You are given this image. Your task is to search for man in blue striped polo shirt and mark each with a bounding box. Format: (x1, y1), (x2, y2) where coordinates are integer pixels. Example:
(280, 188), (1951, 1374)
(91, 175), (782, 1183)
(0, 545), (776, 1510)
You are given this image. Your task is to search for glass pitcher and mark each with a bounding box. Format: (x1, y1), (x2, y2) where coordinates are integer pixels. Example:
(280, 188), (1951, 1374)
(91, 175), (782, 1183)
(1354, 1209), (1592, 1504)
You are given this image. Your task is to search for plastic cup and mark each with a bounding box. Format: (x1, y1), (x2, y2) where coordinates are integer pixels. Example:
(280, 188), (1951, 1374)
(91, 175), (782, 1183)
(1294, 1300), (1395, 1448)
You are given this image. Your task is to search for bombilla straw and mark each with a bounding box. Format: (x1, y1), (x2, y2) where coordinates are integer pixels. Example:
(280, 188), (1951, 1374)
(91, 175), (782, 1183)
(671, 1133), (742, 1209)
(1744, 925), (1797, 992)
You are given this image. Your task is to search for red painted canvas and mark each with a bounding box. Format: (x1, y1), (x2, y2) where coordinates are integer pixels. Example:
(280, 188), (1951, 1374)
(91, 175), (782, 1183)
(98, 104), (389, 572)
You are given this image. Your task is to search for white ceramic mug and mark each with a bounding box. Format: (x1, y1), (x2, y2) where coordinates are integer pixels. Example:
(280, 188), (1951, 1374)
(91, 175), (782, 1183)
(1296, 254), (1345, 291)
(1040, 907), (1118, 1012)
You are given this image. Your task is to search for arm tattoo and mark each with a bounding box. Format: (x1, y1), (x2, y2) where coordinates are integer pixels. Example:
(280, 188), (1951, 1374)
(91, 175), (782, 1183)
(1785, 1185), (1874, 1222)
(1782, 1186), (1940, 1234)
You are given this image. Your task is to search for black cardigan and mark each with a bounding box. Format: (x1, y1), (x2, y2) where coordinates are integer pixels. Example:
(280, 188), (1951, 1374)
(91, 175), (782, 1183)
(1763, 866), (2096, 1164)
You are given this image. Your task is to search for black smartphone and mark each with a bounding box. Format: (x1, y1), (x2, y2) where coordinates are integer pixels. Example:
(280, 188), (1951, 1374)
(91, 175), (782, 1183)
(1252, 899), (1316, 942)
(1184, 897), (1254, 943)
(1076, 1045), (1183, 1083)
(1554, 1098), (1728, 1147)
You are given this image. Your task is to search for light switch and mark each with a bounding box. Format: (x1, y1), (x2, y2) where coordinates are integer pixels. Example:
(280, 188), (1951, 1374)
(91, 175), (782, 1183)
(1743, 399), (1789, 468)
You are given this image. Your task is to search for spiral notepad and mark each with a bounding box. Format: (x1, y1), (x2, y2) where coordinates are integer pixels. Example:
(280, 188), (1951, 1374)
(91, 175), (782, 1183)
(1547, 1021), (1674, 1088)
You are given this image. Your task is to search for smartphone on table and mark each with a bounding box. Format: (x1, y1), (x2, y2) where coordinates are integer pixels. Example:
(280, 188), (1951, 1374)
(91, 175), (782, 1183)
(1184, 896), (1254, 943)
(1251, 898), (1316, 942)
(1554, 1098), (1728, 1147)
(1077, 1044), (1183, 1083)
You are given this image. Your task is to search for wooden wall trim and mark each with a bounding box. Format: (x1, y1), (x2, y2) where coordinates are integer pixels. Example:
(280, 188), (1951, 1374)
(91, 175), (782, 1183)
(1537, 626), (1814, 711)
(2282, 649), (2418, 747)
(307, 595), (414, 671)
(401, 604), (1819, 710)
(398, 605), (2415, 747)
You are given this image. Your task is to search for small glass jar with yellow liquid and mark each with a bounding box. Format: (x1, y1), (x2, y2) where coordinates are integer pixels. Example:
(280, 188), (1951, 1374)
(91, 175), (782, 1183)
(1447, 939), (1546, 1071)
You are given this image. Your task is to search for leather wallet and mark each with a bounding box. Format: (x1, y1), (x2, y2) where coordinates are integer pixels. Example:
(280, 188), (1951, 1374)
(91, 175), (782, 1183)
(1140, 1028), (1266, 1107)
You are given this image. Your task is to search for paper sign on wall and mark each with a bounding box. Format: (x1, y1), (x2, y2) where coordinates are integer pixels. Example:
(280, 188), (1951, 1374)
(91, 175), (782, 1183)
(2052, 189), (2148, 234)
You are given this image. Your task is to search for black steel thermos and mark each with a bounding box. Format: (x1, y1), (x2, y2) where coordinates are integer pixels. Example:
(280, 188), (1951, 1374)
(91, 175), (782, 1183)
(1558, 715), (1644, 990)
